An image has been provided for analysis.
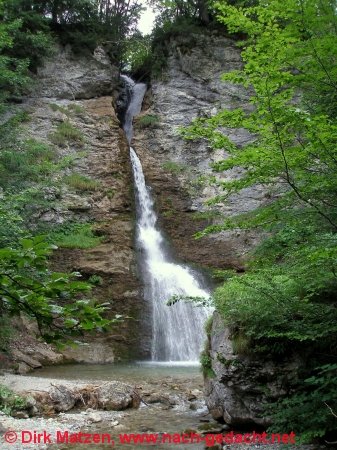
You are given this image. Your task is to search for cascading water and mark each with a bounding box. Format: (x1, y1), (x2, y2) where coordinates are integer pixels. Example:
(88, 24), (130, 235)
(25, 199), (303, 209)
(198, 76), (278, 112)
(122, 75), (210, 362)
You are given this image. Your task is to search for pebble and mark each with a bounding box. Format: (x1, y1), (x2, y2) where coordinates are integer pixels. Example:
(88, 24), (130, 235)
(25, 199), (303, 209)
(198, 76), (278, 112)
(191, 389), (202, 397)
(88, 412), (102, 423)
(12, 411), (29, 419)
(0, 409), (123, 450)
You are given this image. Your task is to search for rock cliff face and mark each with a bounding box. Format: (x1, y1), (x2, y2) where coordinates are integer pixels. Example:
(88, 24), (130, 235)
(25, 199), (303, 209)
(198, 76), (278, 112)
(7, 46), (150, 370)
(204, 313), (303, 427)
(133, 32), (267, 271)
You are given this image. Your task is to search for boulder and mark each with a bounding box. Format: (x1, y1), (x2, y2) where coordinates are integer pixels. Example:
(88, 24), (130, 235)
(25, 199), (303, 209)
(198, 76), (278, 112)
(11, 349), (42, 369)
(88, 412), (102, 423)
(50, 385), (76, 412)
(96, 381), (138, 410)
(17, 362), (32, 375)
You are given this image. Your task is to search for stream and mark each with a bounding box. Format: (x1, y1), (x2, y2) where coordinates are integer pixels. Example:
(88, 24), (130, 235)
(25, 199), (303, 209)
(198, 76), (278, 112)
(31, 362), (208, 450)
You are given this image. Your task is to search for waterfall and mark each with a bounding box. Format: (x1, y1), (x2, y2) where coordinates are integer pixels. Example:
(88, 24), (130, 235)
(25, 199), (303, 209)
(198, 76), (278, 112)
(122, 75), (210, 362)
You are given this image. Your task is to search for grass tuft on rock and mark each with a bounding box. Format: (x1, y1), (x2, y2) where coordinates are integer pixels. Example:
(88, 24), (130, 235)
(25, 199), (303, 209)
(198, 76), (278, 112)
(49, 121), (84, 147)
(50, 222), (102, 249)
(65, 173), (100, 192)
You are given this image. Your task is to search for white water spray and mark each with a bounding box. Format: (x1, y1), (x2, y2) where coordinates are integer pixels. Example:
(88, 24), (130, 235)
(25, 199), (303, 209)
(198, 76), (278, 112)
(122, 75), (210, 362)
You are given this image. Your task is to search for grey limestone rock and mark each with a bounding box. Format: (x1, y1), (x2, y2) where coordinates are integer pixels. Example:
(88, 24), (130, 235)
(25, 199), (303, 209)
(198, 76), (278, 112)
(96, 381), (136, 410)
(204, 312), (303, 427)
(35, 46), (116, 100)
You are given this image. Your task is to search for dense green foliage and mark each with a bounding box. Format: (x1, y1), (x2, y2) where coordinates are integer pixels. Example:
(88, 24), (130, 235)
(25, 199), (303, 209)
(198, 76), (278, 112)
(149, 0), (212, 26)
(0, 236), (113, 342)
(182, 0), (337, 441)
(1, 0), (53, 72)
(0, 2), (31, 106)
(0, 384), (27, 415)
(1, 0), (144, 78)
(49, 222), (102, 249)
(127, 0), (219, 78)
(268, 364), (337, 442)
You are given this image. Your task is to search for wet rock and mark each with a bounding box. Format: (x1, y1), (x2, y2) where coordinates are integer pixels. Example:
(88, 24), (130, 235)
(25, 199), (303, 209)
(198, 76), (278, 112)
(191, 389), (202, 397)
(169, 395), (180, 405)
(145, 392), (170, 404)
(17, 362), (32, 374)
(187, 389), (202, 401)
(187, 392), (197, 401)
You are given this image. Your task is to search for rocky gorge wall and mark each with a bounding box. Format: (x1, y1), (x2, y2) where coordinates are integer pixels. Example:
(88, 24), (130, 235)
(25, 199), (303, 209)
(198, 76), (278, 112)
(204, 313), (304, 428)
(5, 46), (151, 372)
(133, 32), (268, 272)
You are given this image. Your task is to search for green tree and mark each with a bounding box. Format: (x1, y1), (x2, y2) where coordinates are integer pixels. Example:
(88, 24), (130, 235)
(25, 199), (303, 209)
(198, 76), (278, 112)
(149, 0), (211, 25)
(96, 0), (143, 63)
(123, 31), (152, 74)
(0, 2), (30, 106)
(1, 0), (53, 72)
(183, 0), (337, 237)
(1, 0), (143, 60)
(182, 0), (337, 441)
(0, 236), (114, 343)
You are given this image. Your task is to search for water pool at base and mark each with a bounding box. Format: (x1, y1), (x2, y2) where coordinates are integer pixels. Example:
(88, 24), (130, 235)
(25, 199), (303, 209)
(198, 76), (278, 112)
(29, 361), (202, 383)
(30, 362), (208, 450)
